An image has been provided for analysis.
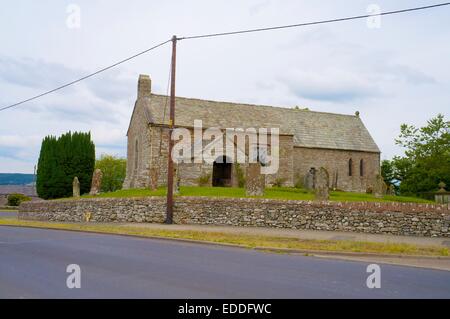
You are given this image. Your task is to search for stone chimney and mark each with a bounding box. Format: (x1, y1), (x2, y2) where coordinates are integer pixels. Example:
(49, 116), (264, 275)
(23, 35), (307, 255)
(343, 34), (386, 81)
(137, 74), (151, 98)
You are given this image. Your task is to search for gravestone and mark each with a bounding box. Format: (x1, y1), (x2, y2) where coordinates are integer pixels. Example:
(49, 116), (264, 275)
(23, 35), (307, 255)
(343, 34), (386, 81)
(314, 167), (329, 201)
(246, 163), (265, 196)
(173, 166), (180, 195)
(149, 167), (159, 191)
(331, 170), (339, 191)
(89, 169), (103, 196)
(304, 168), (316, 190)
(373, 174), (387, 198)
(387, 184), (396, 196)
(72, 177), (80, 198)
(435, 182), (450, 204)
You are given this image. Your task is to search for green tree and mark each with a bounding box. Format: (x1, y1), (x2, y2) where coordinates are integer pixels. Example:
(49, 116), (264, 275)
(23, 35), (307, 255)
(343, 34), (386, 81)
(36, 131), (95, 199)
(381, 160), (395, 186)
(392, 114), (450, 196)
(95, 154), (127, 192)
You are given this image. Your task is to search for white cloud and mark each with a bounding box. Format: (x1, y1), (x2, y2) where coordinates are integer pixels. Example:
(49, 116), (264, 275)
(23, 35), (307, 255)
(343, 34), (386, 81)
(0, 0), (449, 172)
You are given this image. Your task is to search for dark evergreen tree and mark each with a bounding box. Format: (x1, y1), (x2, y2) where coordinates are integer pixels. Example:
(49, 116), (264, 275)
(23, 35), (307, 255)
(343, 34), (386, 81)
(36, 132), (95, 199)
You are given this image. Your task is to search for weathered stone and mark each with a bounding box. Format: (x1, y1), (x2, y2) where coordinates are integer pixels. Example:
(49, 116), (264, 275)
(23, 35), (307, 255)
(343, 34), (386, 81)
(149, 167), (159, 191)
(174, 166), (180, 195)
(373, 174), (387, 198)
(89, 169), (103, 196)
(314, 167), (329, 201)
(18, 197), (450, 238)
(123, 75), (381, 193)
(72, 177), (80, 198)
(245, 163), (265, 196)
(387, 184), (396, 196)
(304, 168), (315, 190)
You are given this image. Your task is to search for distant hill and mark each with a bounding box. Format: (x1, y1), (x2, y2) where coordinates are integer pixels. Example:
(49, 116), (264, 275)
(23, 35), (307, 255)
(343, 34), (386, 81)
(0, 173), (35, 185)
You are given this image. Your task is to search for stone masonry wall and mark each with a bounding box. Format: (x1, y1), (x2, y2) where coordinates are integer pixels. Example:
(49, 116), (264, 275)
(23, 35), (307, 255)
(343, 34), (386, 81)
(294, 147), (380, 192)
(19, 197), (450, 237)
(123, 100), (152, 189)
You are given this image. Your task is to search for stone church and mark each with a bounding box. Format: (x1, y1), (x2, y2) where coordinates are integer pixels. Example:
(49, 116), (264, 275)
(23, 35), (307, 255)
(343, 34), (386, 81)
(123, 75), (381, 192)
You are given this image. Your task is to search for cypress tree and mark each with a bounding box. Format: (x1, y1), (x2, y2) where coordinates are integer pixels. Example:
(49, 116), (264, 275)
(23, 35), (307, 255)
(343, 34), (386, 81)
(36, 131), (95, 199)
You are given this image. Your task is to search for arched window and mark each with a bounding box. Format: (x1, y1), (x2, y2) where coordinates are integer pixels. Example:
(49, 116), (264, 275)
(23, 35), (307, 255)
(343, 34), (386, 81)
(348, 159), (353, 176)
(134, 139), (139, 171)
(360, 159), (364, 176)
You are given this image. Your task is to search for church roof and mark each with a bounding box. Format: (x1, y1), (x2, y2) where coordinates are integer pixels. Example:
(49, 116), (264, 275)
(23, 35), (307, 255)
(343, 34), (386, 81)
(142, 94), (380, 153)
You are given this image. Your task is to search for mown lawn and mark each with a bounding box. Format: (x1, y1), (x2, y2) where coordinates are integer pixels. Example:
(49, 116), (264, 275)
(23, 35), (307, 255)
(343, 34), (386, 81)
(77, 186), (432, 204)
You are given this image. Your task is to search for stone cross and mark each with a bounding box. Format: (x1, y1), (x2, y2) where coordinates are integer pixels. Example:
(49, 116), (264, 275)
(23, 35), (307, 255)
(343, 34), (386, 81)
(72, 176), (80, 198)
(314, 167), (329, 201)
(89, 168), (103, 196)
(246, 163), (265, 196)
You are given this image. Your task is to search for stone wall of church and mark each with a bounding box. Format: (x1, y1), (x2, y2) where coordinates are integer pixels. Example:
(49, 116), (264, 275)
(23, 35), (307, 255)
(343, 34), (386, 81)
(125, 121), (379, 192)
(293, 147), (380, 192)
(144, 126), (295, 188)
(122, 102), (152, 189)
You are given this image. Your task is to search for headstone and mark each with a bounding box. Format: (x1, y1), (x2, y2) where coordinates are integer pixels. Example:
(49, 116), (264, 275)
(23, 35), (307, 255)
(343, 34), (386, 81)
(72, 177), (80, 198)
(245, 163), (265, 196)
(314, 167), (329, 201)
(331, 170), (338, 190)
(373, 174), (386, 199)
(304, 168), (316, 190)
(173, 166), (180, 195)
(149, 167), (159, 191)
(387, 184), (396, 196)
(435, 182), (449, 204)
(89, 169), (103, 196)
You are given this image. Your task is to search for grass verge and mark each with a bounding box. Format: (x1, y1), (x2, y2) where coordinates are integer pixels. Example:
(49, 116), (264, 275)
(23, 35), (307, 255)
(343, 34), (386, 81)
(0, 218), (447, 257)
(73, 186), (433, 204)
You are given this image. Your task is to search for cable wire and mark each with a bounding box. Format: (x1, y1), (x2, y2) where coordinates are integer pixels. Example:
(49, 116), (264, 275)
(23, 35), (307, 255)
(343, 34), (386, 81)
(0, 39), (171, 112)
(2, 2), (450, 112)
(179, 3), (450, 40)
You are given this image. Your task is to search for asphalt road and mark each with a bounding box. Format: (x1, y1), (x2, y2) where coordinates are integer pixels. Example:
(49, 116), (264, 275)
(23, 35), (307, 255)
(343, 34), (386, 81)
(0, 226), (449, 299)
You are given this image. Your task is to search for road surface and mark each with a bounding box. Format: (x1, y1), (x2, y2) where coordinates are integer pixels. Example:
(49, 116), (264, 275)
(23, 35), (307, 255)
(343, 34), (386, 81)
(0, 226), (449, 298)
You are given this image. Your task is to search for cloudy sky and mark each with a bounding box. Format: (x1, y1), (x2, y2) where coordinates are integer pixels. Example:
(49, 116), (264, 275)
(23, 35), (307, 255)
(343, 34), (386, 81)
(0, 0), (449, 173)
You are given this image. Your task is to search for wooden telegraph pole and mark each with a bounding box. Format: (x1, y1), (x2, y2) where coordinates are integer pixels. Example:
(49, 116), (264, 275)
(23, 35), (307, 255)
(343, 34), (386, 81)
(165, 35), (177, 224)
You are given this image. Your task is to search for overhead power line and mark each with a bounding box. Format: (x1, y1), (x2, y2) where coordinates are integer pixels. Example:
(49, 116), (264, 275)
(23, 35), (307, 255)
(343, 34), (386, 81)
(179, 2), (450, 40)
(1, 2), (449, 112)
(0, 39), (171, 112)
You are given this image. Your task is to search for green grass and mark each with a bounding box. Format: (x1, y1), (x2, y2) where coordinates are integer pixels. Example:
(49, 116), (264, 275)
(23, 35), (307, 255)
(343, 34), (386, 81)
(0, 218), (446, 256)
(76, 186), (432, 204)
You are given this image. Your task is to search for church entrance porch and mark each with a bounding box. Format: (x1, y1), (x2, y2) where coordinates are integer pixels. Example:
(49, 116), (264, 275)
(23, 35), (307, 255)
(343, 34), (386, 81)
(212, 156), (232, 187)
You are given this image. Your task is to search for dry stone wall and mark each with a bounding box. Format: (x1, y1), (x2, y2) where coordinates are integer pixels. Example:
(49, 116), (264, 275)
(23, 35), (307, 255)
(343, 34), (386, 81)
(19, 197), (450, 237)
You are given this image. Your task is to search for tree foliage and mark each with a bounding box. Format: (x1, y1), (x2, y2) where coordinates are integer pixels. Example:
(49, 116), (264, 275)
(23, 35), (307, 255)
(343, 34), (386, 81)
(95, 154), (126, 192)
(384, 114), (450, 196)
(381, 160), (395, 186)
(36, 132), (95, 199)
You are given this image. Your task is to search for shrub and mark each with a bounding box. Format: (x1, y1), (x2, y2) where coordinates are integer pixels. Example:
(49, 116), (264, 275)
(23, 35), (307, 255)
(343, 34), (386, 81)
(273, 177), (287, 187)
(95, 154), (127, 192)
(197, 173), (211, 186)
(294, 173), (304, 189)
(7, 193), (31, 206)
(235, 163), (246, 188)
